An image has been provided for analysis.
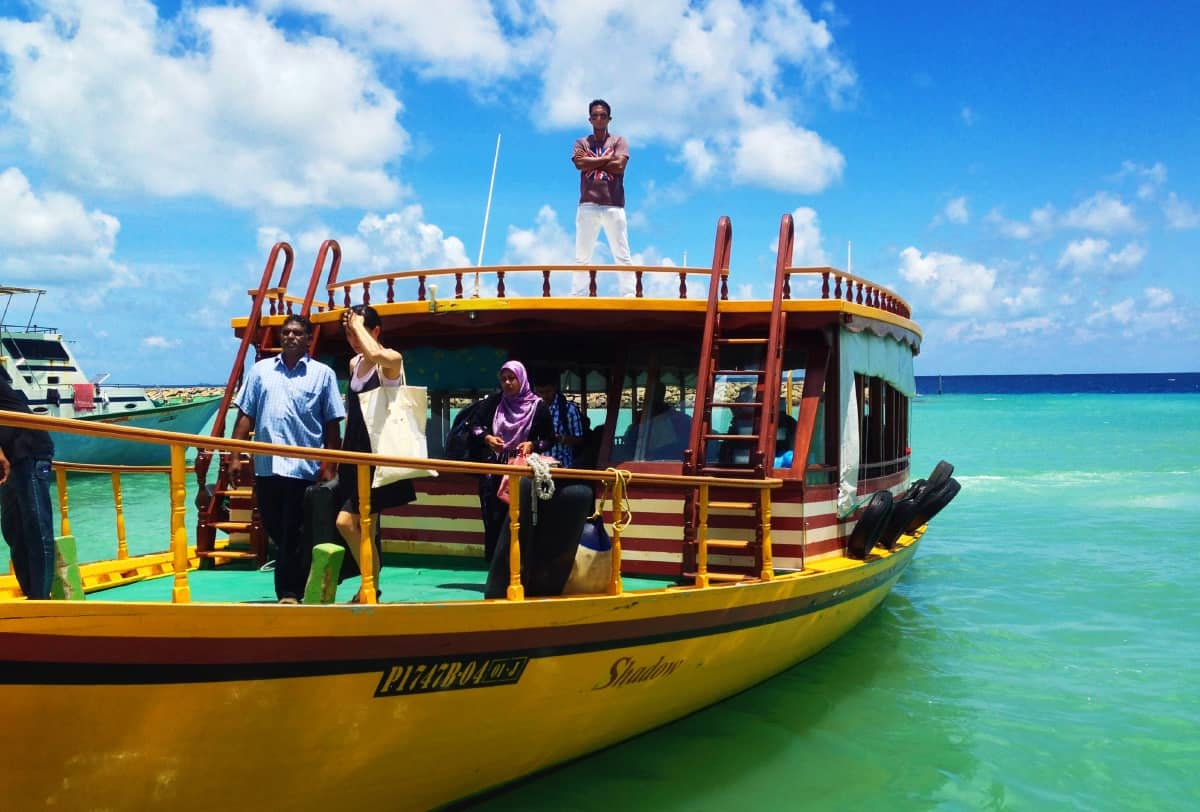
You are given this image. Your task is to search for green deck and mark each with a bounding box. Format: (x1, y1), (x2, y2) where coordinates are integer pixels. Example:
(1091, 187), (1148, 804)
(88, 554), (680, 603)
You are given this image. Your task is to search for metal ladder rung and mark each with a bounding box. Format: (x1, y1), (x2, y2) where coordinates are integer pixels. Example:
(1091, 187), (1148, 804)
(211, 521), (254, 532)
(716, 337), (769, 345)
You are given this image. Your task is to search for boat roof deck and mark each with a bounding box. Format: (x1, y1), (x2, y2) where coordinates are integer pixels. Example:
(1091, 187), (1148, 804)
(84, 554), (681, 604)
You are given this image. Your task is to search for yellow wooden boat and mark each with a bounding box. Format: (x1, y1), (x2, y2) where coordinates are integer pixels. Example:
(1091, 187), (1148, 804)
(0, 215), (958, 809)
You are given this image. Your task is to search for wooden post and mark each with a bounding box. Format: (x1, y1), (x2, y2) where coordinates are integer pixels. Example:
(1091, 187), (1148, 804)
(357, 463), (377, 604)
(506, 474), (524, 601)
(51, 535), (85, 601)
(759, 487), (774, 581)
(695, 483), (710, 588)
(169, 444), (191, 603)
(607, 473), (624, 595)
(54, 467), (71, 538)
(111, 471), (128, 559)
(304, 543), (346, 605)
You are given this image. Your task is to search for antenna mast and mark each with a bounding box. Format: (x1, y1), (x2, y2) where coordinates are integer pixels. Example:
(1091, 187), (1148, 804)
(474, 133), (502, 297)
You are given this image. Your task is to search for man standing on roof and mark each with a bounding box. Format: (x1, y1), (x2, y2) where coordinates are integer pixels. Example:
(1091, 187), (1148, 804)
(229, 314), (345, 604)
(573, 98), (632, 285)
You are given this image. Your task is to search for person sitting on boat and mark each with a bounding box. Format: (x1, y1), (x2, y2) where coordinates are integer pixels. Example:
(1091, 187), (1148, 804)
(532, 367), (584, 469)
(336, 305), (417, 603)
(463, 361), (554, 563)
(0, 376), (56, 600)
(620, 383), (692, 462)
(229, 314), (345, 604)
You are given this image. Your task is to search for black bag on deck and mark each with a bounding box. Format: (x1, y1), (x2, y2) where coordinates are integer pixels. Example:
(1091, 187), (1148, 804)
(443, 396), (493, 462)
(303, 478), (341, 550)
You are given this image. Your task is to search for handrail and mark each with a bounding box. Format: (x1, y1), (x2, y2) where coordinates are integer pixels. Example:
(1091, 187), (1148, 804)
(1, 411), (781, 603)
(326, 263), (727, 306)
(785, 265), (912, 318)
(211, 242), (293, 441)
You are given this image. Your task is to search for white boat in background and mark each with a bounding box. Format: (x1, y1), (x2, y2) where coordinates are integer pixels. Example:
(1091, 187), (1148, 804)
(0, 285), (220, 466)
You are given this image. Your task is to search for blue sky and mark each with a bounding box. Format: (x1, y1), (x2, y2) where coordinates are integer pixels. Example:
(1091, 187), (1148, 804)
(1, 0), (1197, 383)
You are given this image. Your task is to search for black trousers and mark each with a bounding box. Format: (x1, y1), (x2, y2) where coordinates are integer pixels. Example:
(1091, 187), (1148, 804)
(256, 475), (314, 600)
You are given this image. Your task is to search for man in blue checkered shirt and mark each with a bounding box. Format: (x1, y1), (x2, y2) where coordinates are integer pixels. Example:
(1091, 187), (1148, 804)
(230, 314), (345, 603)
(533, 371), (584, 469)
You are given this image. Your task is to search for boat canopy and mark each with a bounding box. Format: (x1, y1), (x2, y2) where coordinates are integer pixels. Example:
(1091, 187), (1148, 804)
(838, 327), (916, 515)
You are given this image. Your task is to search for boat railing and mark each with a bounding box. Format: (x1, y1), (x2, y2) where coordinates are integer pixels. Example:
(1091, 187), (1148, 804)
(0, 411), (781, 604)
(0, 322), (59, 336)
(784, 266), (912, 318)
(320, 263), (731, 307)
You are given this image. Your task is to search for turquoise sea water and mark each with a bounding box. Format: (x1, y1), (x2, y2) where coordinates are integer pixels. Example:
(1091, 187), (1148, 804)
(5, 385), (1199, 810)
(461, 391), (1200, 811)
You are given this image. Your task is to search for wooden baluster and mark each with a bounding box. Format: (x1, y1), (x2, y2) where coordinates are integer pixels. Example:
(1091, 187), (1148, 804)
(678, 270), (688, 299)
(542, 269), (551, 297)
(856, 283), (864, 305)
(833, 275), (842, 299)
(342, 286), (352, 308)
(327, 288), (335, 309)
(111, 472), (128, 560)
(357, 464), (377, 604)
(454, 272), (464, 299)
(55, 467), (71, 538)
(607, 472), (624, 595)
(588, 270), (598, 297)
(417, 276), (426, 302)
(387, 278), (396, 303)
(783, 272), (791, 300)
(497, 271), (506, 298)
(361, 281), (370, 306)
(635, 271), (643, 298)
(169, 445), (191, 604)
(845, 279), (854, 302)
(721, 271), (729, 300)
(695, 483), (710, 588)
(506, 476), (524, 601)
(821, 271), (830, 299)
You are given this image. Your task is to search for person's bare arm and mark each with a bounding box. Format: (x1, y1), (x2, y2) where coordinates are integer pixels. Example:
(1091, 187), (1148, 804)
(320, 420), (342, 482)
(228, 411), (254, 479)
(344, 311), (404, 379)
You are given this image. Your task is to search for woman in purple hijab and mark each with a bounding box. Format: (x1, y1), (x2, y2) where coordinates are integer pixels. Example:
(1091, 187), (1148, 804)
(467, 360), (554, 562)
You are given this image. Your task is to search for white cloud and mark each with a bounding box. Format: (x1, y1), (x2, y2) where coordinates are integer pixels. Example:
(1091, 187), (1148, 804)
(732, 123), (844, 192)
(940, 196), (969, 225)
(789, 206), (829, 265)
(897, 247), (996, 316)
(1163, 192), (1200, 230)
(0, 167), (135, 300)
(1057, 237), (1109, 271)
(986, 204), (1056, 240)
(1057, 238), (1144, 274)
(1117, 160), (1166, 200)
(504, 205), (573, 266)
(681, 139), (717, 181)
(1061, 192), (1138, 234)
(960, 106), (976, 126)
(0, 1), (407, 209)
(1107, 242), (1145, 270)
(0, 167), (118, 253)
(258, 0), (526, 80)
(1144, 287), (1173, 308)
(142, 336), (181, 349)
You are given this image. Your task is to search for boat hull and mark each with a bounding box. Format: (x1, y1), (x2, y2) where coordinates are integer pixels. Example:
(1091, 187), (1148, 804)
(0, 541), (916, 810)
(51, 397), (221, 466)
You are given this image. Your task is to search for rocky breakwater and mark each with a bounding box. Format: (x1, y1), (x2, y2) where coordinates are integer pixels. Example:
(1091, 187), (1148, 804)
(146, 386), (224, 402)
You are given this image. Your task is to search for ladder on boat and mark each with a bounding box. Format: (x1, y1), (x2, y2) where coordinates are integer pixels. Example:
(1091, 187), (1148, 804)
(194, 241), (342, 565)
(682, 215), (791, 584)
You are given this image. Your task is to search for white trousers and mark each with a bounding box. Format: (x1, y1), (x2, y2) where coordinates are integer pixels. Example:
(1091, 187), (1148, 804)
(575, 204), (632, 265)
(574, 204), (632, 295)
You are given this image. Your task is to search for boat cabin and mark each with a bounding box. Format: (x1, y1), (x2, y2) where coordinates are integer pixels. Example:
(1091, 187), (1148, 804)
(203, 214), (920, 581)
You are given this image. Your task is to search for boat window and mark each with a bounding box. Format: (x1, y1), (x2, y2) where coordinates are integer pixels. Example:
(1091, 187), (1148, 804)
(2, 337), (71, 362)
(856, 373), (909, 480)
(611, 368), (695, 463)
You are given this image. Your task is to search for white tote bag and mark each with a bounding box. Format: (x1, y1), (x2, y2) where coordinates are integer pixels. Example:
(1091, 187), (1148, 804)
(357, 362), (438, 487)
